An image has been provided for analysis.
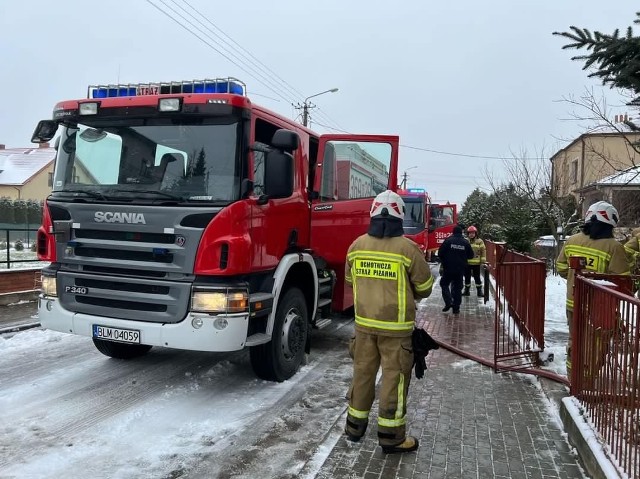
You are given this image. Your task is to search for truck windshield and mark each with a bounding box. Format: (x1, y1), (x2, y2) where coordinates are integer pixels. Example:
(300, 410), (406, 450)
(403, 199), (425, 233)
(51, 116), (243, 203)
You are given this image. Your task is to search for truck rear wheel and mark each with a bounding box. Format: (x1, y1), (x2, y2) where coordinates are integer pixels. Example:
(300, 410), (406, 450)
(92, 338), (153, 359)
(250, 287), (308, 382)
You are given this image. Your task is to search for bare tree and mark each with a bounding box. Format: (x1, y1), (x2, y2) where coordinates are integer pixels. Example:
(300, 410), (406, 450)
(484, 148), (579, 240)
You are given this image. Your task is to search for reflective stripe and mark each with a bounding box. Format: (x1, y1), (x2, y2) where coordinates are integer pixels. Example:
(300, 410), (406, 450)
(564, 245), (611, 273)
(468, 258), (482, 265)
(398, 262), (406, 323)
(415, 276), (434, 292)
(556, 262), (569, 272)
(348, 406), (369, 419)
(378, 415), (406, 428)
(348, 250), (412, 267)
(355, 315), (414, 331)
(566, 298), (573, 311)
(396, 373), (405, 420)
(345, 273), (352, 285)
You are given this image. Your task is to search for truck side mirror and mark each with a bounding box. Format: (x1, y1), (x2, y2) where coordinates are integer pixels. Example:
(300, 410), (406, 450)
(271, 129), (299, 151)
(263, 150), (293, 200)
(31, 120), (58, 143)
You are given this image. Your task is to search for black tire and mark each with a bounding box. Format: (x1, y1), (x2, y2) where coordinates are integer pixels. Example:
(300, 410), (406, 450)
(250, 287), (309, 382)
(92, 338), (153, 359)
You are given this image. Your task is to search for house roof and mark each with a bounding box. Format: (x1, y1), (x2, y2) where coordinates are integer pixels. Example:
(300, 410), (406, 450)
(0, 147), (55, 186)
(578, 164), (640, 192)
(550, 125), (640, 162)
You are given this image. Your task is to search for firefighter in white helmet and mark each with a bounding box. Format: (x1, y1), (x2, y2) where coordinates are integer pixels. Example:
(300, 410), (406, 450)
(556, 201), (630, 377)
(344, 190), (434, 454)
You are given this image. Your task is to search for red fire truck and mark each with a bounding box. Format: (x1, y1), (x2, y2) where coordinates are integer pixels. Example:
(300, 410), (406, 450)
(398, 188), (457, 260)
(32, 77), (398, 381)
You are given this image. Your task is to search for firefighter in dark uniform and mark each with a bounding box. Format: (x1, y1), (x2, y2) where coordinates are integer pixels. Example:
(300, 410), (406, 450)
(344, 190), (434, 454)
(556, 201), (630, 376)
(463, 225), (486, 296)
(438, 225), (474, 314)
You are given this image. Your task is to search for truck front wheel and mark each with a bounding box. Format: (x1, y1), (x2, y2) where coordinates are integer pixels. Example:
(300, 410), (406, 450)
(92, 338), (153, 359)
(250, 287), (308, 382)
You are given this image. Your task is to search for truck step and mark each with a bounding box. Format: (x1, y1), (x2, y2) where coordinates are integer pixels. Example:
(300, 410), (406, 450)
(314, 318), (332, 329)
(317, 298), (332, 308)
(245, 332), (270, 346)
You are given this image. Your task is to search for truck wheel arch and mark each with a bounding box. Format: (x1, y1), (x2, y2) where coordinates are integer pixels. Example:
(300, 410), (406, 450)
(266, 253), (317, 337)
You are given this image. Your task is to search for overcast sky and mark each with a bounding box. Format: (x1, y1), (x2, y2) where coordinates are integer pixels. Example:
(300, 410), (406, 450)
(0, 1), (636, 205)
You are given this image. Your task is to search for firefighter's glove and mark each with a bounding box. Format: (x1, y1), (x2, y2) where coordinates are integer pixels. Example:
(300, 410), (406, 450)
(411, 328), (439, 379)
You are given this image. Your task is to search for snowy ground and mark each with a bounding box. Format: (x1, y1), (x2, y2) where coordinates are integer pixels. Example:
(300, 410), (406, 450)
(540, 273), (569, 377)
(0, 320), (355, 478)
(0, 247), (48, 270)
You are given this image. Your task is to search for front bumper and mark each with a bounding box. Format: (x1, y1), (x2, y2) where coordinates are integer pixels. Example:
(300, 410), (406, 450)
(38, 295), (249, 352)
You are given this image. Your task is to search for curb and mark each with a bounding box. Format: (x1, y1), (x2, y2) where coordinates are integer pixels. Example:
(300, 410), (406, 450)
(560, 397), (623, 479)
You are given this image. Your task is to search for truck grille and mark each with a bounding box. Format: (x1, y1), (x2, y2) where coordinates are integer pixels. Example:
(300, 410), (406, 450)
(57, 271), (190, 323)
(74, 246), (174, 263)
(74, 229), (175, 244)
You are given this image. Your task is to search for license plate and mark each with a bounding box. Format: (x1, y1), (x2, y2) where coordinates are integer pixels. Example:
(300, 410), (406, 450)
(93, 325), (140, 344)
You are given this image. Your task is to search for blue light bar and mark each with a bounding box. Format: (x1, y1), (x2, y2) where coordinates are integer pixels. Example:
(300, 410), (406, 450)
(407, 188), (426, 194)
(87, 77), (246, 99)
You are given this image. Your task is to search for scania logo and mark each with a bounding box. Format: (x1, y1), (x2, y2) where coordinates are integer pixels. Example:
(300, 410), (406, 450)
(94, 211), (147, 224)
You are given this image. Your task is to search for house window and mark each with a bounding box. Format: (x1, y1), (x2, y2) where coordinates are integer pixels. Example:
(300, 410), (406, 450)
(570, 160), (578, 184)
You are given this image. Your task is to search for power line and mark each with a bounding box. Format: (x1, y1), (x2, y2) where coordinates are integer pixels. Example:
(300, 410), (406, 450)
(147, 0), (346, 132)
(399, 144), (547, 161)
(146, 0), (295, 104)
(310, 121), (548, 161)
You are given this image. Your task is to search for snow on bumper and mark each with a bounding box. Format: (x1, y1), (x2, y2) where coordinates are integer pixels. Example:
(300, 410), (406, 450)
(37, 296), (249, 352)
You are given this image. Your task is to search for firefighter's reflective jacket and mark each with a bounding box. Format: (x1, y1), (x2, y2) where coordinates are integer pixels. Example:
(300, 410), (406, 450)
(555, 232), (630, 311)
(467, 238), (486, 265)
(623, 227), (640, 271)
(345, 235), (433, 337)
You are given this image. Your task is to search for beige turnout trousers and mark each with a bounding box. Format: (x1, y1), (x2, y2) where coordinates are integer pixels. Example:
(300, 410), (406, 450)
(345, 329), (414, 447)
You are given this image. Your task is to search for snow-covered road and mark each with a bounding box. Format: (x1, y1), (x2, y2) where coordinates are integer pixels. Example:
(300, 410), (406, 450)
(0, 320), (355, 478)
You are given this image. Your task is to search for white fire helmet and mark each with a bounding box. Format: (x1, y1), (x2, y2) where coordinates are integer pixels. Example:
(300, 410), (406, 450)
(585, 201), (619, 227)
(370, 190), (405, 220)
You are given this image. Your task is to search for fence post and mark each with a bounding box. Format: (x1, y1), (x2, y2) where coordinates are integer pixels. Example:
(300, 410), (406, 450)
(5, 229), (9, 269)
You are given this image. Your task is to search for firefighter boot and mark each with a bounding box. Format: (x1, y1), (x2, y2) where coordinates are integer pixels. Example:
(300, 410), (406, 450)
(477, 285), (483, 296)
(462, 286), (470, 296)
(381, 436), (420, 454)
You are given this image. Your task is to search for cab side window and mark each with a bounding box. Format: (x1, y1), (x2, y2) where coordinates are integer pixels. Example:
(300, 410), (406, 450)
(319, 141), (391, 201)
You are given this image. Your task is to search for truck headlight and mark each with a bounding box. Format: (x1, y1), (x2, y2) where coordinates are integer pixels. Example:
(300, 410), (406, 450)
(191, 288), (248, 313)
(41, 275), (57, 297)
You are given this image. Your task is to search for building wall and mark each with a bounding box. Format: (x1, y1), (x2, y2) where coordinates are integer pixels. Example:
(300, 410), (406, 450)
(0, 166), (53, 201)
(552, 141), (583, 198)
(552, 134), (640, 200)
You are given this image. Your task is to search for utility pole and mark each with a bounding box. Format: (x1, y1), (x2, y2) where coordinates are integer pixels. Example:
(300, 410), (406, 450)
(295, 88), (339, 127)
(400, 166), (418, 189)
(400, 171), (408, 189)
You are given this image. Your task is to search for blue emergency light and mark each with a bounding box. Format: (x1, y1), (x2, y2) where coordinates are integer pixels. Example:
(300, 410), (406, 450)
(407, 188), (426, 194)
(87, 77), (246, 99)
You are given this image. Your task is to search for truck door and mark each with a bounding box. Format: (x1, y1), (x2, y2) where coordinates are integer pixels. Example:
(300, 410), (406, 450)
(310, 134), (399, 311)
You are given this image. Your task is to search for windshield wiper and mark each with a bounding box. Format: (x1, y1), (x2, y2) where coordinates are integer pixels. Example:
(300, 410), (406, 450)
(56, 189), (109, 201)
(107, 189), (186, 201)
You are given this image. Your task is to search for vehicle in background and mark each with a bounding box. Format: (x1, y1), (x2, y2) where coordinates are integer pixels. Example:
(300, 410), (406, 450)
(398, 188), (457, 261)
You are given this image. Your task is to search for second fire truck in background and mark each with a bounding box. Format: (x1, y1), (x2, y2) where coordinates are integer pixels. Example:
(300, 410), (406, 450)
(399, 188), (457, 261)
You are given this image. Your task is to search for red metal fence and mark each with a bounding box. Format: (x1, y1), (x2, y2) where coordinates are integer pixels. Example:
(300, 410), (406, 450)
(573, 274), (640, 478)
(485, 241), (548, 373)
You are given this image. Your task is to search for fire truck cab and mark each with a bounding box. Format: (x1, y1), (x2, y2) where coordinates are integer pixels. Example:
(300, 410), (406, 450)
(399, 188), (457, 261)
(32, 77), (399, 381)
